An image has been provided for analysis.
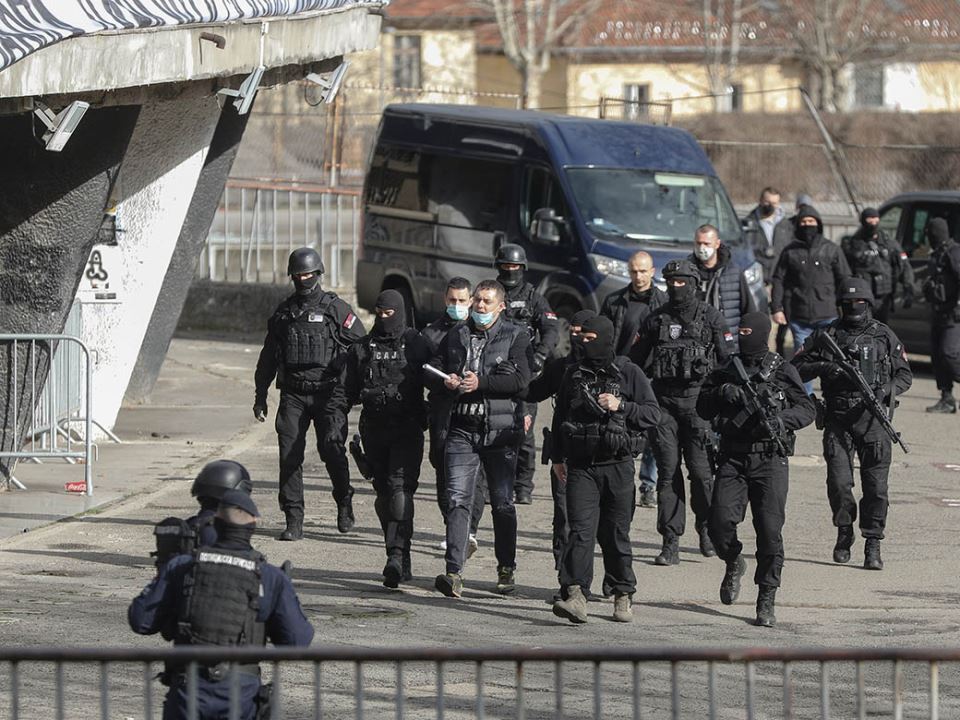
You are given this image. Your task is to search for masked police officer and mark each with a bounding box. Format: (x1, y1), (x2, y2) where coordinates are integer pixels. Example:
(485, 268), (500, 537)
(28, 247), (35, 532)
(631, 259), (734, 565)
(922, 218), (960, 413)
(427, 279), (532, 598)
(129, 489), (314, 720)
(254, 247), (366, 541)
(842, 208), (914, 323)
(152, 460), (254, 569)
(698, 312), (815, 627)
(495, 243), (560, 504)
(793, 278), (912, 570)
(341, 290), (429, 588)
(550, 315), (660, 624)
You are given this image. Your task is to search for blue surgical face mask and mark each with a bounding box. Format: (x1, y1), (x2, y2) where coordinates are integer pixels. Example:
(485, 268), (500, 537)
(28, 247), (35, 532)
(446, 304), (469, 321)
(471, 309), (495, 326)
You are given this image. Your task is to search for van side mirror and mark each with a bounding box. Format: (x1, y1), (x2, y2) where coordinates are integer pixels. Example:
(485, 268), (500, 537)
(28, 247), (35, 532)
(531, 208), (563, 245)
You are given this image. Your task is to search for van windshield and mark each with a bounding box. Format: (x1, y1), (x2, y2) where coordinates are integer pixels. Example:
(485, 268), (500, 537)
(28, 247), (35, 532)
(565, 168), (741, 244)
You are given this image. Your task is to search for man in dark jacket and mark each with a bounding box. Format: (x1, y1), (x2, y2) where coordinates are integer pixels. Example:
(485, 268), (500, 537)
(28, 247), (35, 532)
(745, 186), (794, 284)
(341, 290), (430, 588)
(689, 224), (757, 342)
(771, 205), (851, 390)
(253, 248), (366, 540)
(426, 279), (532, 598)
(599, 250), (667, 508)
(842, 207), (913, 323)
(922, 218), (960, 413)
(551, 315), (661, 624)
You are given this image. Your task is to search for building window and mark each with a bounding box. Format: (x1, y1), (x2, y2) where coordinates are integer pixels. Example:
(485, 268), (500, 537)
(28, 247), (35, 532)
(730, 83), (743, 112)
(854, 64), (884, 108)
(393, 35), (421, 89)
(623, 83), (650, 120)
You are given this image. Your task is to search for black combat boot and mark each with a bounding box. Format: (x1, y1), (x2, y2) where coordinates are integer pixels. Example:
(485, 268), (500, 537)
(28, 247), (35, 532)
(720, 555), (747, 605)
(755, 585), (777, 627)
(698, 525), (716, 557)
(382, 556), (402, 588)
(926, 391), (957, 414)
(833, 525), (854, 563)
(864, 538), (884, 570)
(401, 551), (413, 582)
(337, 496), (355, 533)
(278, 513), (303, 541)
(655, 535), (680, 566)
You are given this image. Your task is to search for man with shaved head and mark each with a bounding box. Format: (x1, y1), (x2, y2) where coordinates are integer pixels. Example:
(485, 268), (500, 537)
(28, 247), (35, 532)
(601, 251), (668, 509)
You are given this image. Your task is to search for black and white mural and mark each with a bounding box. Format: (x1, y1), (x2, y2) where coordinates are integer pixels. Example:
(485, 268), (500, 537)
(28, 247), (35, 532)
(0, 0), (384, 71)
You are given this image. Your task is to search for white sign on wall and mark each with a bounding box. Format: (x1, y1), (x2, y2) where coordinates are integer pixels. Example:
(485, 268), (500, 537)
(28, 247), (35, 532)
(78, 245), (121, 302)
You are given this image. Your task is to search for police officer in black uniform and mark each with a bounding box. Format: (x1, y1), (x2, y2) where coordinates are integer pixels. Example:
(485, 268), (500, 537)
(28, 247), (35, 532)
(254, 247), (366, 541)
(495, 243), (560, 504)
(551, 315), (660, 624)
(341, 290), (429, 588)
(129, 489), (315, 720)
(842, 207), (914, 323)
(793, 278), (912, 570)
(631, 259), (734, 565)
(698, 312), (815, 627)
(152, 460), (253, 568)
(922, 218), (960, 413)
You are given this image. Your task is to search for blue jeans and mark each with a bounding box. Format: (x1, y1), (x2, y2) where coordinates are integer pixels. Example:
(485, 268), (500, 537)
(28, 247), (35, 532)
(789, 318), (836, 394)
(638, 447), (657, 493)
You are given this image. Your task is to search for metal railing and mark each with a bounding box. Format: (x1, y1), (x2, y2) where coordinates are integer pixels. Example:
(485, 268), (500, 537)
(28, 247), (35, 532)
(201, 178), (361, 289)
(0, 332), (96, 495)
(1, 645), (956, 719)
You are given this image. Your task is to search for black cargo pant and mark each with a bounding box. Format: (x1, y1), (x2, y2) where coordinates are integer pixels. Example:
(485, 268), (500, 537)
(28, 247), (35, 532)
(652, 397), (714, 540)
(709, 451), (789, 588)
(364, 419), (424, 562)
(514, 402), (538, 496)
(550, 465), (569, 571)
(560, 459), (636, 596)
(931, 318), (960, 394)
(276, 389), (352, 521)
(823, 407), (891, 539)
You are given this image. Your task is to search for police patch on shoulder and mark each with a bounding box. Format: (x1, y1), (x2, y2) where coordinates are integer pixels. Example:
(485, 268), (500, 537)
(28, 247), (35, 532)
(307, 313), (325, 323)
(669, 324), (682, 339)
(343, 313), (357, 329)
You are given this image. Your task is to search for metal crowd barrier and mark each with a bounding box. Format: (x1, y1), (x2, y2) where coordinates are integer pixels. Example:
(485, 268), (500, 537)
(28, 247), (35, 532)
(0, 334), (94, 495)
(0, 645), (955, 719)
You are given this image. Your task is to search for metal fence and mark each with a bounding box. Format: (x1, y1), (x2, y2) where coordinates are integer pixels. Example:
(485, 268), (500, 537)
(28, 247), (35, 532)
(1, 645), (957, 719)
(200, 179), (361, 289)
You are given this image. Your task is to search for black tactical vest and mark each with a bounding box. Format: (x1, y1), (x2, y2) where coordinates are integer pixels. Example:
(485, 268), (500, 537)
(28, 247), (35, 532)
(175, 548), (266, 650)
(504, 284), (537, 338)
(278, 293), (338, 368)
(925, 244), (960, 315)
(831, 323), (893, 391)
(650, 305), (713, 381)
(152, 514), (214, 568)
(718, 353), (794, 455)
(359, 337), (407, 415)
(561, 359), (643, 462)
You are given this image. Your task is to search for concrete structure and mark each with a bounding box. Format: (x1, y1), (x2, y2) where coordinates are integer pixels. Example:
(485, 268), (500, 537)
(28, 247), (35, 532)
(0, 2), (385, 479)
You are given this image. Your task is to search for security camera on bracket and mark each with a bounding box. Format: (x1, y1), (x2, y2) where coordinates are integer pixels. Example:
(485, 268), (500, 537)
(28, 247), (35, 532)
(218, 66), (265, 115)
(305, 62), (350, 104)
(33, 100), (89, 152)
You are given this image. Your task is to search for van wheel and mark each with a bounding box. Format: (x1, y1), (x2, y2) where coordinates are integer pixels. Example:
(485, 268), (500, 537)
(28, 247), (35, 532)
(551, 302), (580, 358)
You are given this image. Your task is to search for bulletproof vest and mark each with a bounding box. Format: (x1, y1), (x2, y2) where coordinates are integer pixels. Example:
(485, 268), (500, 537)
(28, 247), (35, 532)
(152, 515), (213, 568)
(926, 244), (960, 313)
(650, 305), (713, 381)
(278, 293), (338, 368)
(359, 337), (407, 415)
(175, 548), (266, 649)
(720, 353), (795, 455)
(561, 360), (643, 461)
(503, 284), (538, 339)
(832, 324), (892, 391)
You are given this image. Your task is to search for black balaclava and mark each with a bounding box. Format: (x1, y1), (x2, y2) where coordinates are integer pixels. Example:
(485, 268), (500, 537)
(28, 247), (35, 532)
(580, 315), (616, 367)
(293, 273), (321, 297)
(927, 217), (950, 251)
(840, 299), (871, 329)
(568, 309), (598, 360)
(794, 205), (822, 245)
(213, 518), (255, 548)
(860, 207), (879, 226)
(373, 289), (406, 339)
(738, 311), (771, 363)
(497, 265), (524, 290)
(667, 277), (698, 311)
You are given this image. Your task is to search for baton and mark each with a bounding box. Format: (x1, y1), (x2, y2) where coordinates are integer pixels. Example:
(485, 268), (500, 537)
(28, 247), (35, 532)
(423, 363), (457, 381)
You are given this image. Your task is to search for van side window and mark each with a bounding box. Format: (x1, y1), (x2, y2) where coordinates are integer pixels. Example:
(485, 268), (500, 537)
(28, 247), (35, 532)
(522, 167), (568, 235)
(365, 146), (428, 213)
(424, 154), (511, 230)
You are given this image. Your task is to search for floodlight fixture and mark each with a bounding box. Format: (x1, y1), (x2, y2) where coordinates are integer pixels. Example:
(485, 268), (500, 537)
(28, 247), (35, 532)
(305, 61), (350, 104)
(218, 65), (265, 115)
(33, 100), (89, 152)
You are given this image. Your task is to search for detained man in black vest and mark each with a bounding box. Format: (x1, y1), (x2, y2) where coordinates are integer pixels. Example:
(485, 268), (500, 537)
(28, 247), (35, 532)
(631, 259), (734, 565)
(427, 279), (532, 598)
(129, 489), (314, 720)
(698, 312), (815, 627)
(600, 250), (667, 509)
(689, 224), (757, 342)
(254, 247), (366, 540)
(341, 290), (430, 588)
(550, 316), (660, 624)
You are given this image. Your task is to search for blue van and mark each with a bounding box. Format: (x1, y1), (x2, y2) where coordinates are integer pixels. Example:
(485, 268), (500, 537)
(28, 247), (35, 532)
(356, 104), (765, 335)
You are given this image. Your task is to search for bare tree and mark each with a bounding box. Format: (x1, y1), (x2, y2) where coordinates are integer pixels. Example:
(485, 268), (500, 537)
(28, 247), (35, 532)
(478, 0), (602, 109)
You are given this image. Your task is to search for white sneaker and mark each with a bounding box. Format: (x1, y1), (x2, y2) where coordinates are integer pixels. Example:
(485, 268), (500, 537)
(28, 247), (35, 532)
(437, 539), (447, 551)
(467, 534), (479, 558)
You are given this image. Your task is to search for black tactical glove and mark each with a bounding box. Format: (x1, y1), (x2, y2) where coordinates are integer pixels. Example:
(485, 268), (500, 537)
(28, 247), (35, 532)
(720, 383), (744, 405)
(253, 402), (267, 422)
(532, 352), (547, 373)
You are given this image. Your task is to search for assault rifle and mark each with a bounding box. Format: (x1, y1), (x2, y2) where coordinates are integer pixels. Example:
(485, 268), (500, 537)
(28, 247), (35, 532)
(815, 331), (910, 454)
(731, 356), (790, 457)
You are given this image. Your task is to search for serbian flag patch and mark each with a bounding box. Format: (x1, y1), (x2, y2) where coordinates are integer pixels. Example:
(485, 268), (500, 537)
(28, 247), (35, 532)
(343, 313), (357, 329)
(900, 252), (908, 260)
(723, 332), (734, 343)
(545, 312), (557, 320)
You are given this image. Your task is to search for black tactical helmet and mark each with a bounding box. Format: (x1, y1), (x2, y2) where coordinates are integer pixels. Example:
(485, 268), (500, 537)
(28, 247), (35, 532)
(661, 258), (699, 282)
(494, 243), (527, 268)
(287, 247), (324, 276)
(840, 277), (875, 306)
(191, 460), (253, 500)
